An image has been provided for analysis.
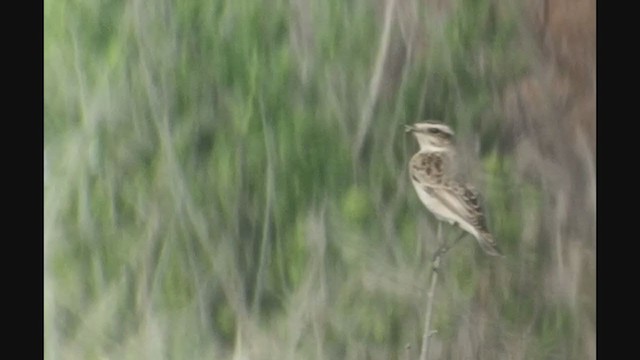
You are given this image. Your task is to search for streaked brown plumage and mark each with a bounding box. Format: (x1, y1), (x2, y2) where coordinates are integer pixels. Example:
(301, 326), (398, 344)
(406, 122), (503, 257)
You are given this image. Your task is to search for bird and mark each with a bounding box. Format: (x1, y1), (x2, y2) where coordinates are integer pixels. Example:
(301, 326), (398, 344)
(405, 121), (503, 257)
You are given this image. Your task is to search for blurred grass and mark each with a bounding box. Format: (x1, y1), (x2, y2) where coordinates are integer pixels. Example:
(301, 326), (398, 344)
(45, 0), (594, 358)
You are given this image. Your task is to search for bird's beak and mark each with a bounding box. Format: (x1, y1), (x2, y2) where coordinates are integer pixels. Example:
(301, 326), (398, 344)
(404, 125), (415, 133)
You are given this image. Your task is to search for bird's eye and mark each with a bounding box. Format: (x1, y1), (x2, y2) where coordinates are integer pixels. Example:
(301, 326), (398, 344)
(428, 128), (440, 134)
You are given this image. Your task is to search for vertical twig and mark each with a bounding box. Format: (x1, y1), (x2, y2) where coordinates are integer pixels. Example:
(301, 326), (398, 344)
(252, 98), (275, 315)
(353, 0), (397, 158)
(419, 256), (440, 360)
(419, 222), (442, 360)
(419, 226), (465, 360)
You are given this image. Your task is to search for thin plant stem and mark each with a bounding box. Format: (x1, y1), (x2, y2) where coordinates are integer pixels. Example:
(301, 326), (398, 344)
(353, 0), (397, 158)
(419, 226), (466, 360)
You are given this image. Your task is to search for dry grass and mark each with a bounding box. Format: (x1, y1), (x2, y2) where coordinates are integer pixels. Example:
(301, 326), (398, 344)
(45, 0), (595, 358)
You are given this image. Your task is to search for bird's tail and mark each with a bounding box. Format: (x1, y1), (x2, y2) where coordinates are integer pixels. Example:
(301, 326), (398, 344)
(478, 231), (504, 257)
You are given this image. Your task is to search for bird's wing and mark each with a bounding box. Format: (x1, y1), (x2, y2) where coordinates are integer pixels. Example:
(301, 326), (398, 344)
(429, 181), (489, 232)
(410, 154), (484, 226)
(426, 181), (502, 255)
(410, 152), (502, 255)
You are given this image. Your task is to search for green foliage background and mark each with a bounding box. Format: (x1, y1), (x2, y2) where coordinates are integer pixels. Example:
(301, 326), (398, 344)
(44, 0), (595, 358)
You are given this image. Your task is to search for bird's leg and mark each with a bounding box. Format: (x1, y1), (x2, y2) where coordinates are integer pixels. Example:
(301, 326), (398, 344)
(432, 228), (466, 262)
(431, 222), (445, 263)
(431, 224), (446, 259)
(441, 230), (466, 256)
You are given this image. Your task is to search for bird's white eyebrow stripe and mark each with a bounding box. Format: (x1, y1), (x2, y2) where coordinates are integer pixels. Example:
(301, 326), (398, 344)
(413, 123), (454, 135)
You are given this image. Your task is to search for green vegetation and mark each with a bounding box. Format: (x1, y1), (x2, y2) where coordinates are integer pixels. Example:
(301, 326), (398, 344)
(45, 0), (594, 358)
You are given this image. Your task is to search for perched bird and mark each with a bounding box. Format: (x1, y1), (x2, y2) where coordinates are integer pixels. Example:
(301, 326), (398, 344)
(406, 121), (503, 257)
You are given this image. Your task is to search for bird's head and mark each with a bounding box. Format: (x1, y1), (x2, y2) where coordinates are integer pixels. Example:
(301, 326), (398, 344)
(405, 121), (455, 151)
